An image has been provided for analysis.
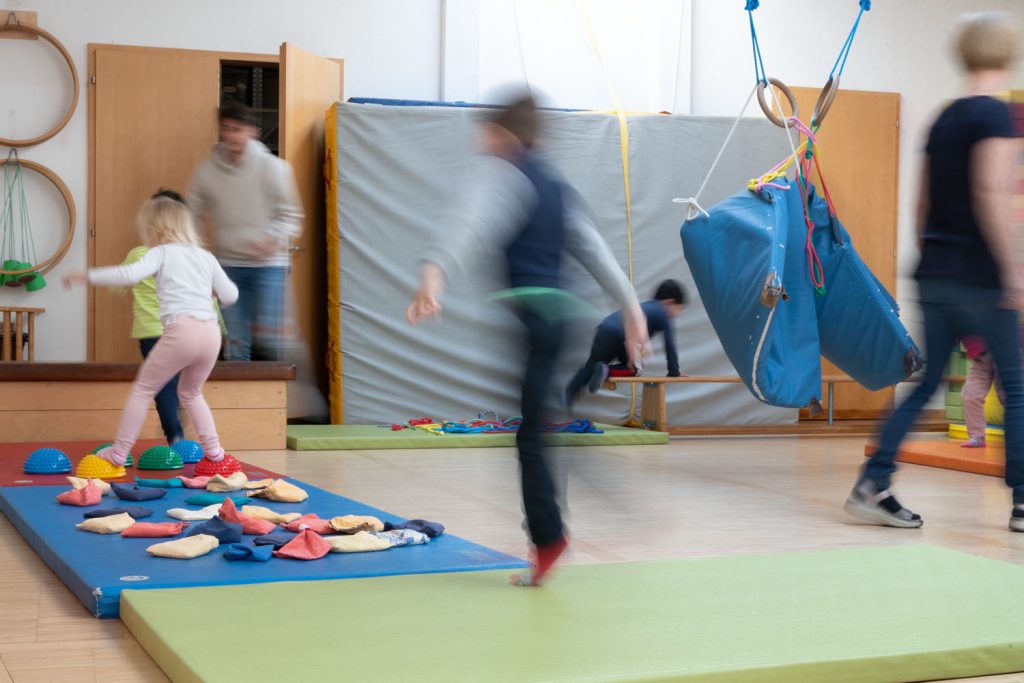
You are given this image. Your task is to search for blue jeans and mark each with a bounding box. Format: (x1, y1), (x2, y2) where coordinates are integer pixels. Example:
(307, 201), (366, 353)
(138, 337), (184, 444)
(861, 279), (1024, 503)
(221, 266), (287, 361)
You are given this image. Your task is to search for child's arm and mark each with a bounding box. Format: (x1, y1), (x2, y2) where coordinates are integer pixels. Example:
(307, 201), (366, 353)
(563, 194), (648, 367)
(86, 249), (162, 287)
(112, 246), (149, 295)
(409, 157), (532, 323)
(210, 258), (239, 307)
(661, 321), (681, 377)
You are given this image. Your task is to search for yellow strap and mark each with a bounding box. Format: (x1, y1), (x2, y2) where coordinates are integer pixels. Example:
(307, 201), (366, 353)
(579, 8), (634, 285)
(579, 3), (638, 418)
(748, 140), (809, 191)
(325, 103), (344, 424)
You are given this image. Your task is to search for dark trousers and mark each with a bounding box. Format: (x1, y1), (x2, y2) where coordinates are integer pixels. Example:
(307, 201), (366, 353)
(861, 279), (1024, 503)
(566, 327), (626, 398)
(139, 337), (184, 445)
(516, 307), (566, 547)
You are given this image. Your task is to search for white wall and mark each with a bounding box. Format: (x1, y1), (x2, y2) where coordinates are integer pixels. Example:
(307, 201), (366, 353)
(690, 0), (1024, 373)
(0, 0), (442, 360)
(5, 0), (1024, 366)
(472, 0), (690, 113)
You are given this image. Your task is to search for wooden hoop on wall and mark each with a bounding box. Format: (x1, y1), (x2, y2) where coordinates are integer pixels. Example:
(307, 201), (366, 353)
(0, 157), (75, 276)
(0, 19), (80, 147)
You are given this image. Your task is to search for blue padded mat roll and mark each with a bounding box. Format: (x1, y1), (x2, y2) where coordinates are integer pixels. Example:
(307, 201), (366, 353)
(682, 182), (822, 407)
(807, 184), (923, 389)
(0, 479), (525, 618)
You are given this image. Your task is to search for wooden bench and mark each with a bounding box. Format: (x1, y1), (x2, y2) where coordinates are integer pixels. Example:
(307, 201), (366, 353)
(0, 361), (295, 449)
(605, 374), (966, 433)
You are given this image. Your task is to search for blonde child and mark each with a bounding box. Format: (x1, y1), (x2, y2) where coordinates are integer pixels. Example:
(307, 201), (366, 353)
(64, 192), (238, 466)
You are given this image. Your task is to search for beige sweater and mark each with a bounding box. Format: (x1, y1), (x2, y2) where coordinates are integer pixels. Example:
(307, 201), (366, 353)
(187, 140), (304, 267)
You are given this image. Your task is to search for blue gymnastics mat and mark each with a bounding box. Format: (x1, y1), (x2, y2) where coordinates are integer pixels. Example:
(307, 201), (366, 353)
(0, 479), (524, 618)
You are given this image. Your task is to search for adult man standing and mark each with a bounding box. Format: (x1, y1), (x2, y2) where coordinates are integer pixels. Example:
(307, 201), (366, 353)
(187, 101), (303, 360)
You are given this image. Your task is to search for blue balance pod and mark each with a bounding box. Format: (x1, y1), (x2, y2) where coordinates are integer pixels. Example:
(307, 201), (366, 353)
(172, 439), (203, 464)
(23, 448), (72, 474)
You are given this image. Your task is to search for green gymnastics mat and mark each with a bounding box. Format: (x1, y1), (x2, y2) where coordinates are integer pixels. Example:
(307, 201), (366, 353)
(286, 423), (669, 450)
(122, 545), (1024, 683)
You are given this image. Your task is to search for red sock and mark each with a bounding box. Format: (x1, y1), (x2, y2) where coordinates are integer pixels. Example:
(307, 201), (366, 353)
(511, 535), (568, 586)
(534, 536), (568, 582)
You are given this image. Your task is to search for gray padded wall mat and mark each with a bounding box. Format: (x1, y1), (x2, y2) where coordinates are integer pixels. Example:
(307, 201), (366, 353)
(334, 102), (796, 426)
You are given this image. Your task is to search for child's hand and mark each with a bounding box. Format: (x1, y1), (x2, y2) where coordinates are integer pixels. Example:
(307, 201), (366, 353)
(407, 263), (445, 325)
(62, 271), (87, 290)
(407, 289), (442, 324)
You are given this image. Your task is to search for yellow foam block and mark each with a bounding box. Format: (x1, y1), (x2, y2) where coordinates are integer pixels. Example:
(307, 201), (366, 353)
(75, 454), (127, 480)
(948, 423), (1005, 444)
(985, 385), (1004, 426)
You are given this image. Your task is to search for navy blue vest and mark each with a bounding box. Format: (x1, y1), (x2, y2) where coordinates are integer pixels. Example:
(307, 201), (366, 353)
(504, 155), (567, 289)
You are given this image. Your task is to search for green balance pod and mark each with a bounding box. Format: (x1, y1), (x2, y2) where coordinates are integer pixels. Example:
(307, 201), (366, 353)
(94, 442), (132, 467)
(136, 445), (182, 470)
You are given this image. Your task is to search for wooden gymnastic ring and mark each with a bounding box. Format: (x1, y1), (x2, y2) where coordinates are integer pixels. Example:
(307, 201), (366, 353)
(0, 158), (75, 276)
(811, 75), (840, 127)
(0, 20), (80, 147)
(755, 77), (800, 129)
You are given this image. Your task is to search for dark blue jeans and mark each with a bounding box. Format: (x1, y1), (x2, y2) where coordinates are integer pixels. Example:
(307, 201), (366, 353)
(566, 326), (626, 398)
(516, 307), (566, 547)
(861, 279), (1024, 503)
(221, 266), (287, 361)
(138, 337), (184, 444)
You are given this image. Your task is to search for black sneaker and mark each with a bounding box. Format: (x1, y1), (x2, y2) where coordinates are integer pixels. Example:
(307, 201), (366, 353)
(1010, 505), (1024, 532)
(588, 363), (610, 394)
(843, 482), (923, 528)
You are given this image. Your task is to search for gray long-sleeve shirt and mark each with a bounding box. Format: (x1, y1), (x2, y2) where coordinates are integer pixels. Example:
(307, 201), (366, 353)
(425, 155), (637, 311)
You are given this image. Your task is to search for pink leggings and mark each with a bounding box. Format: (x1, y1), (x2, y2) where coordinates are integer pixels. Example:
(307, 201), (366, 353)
(963, 353), (1005, 441)
(111, 316), (223, 462)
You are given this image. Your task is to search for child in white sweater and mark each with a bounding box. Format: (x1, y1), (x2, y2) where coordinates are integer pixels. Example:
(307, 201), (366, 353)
(64, 193), (239, 467)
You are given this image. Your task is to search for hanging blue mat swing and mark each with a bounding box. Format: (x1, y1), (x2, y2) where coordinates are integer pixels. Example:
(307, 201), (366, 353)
(682, 177), (922, 409)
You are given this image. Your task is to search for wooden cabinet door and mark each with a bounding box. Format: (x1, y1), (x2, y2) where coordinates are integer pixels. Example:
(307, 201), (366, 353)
(89, 46), (221, 361)
(791, 87), (901, 417)
(279, 43), (343, 394)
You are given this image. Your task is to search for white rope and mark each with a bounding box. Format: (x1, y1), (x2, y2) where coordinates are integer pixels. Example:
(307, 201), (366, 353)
(673, 82), (758, 222)
(511, 0), (532, 95)
(762, 80), (804, 191)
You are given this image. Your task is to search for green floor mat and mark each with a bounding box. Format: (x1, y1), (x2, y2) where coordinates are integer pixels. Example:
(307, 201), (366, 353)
(121, 545), (1024, 683)
(286, 423), (668, 450)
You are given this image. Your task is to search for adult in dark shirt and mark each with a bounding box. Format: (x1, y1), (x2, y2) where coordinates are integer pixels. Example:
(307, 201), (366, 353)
(846, 12), (1024, 531)
(566, 280), (687, 405)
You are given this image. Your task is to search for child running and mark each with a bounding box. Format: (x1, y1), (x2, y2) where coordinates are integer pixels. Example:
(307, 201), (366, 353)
(407, 94), (647, 585)
(63, 191), (239, 467)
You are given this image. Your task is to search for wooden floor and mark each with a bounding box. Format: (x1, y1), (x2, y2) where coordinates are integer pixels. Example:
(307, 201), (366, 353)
(2, 435), (1024, 682)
